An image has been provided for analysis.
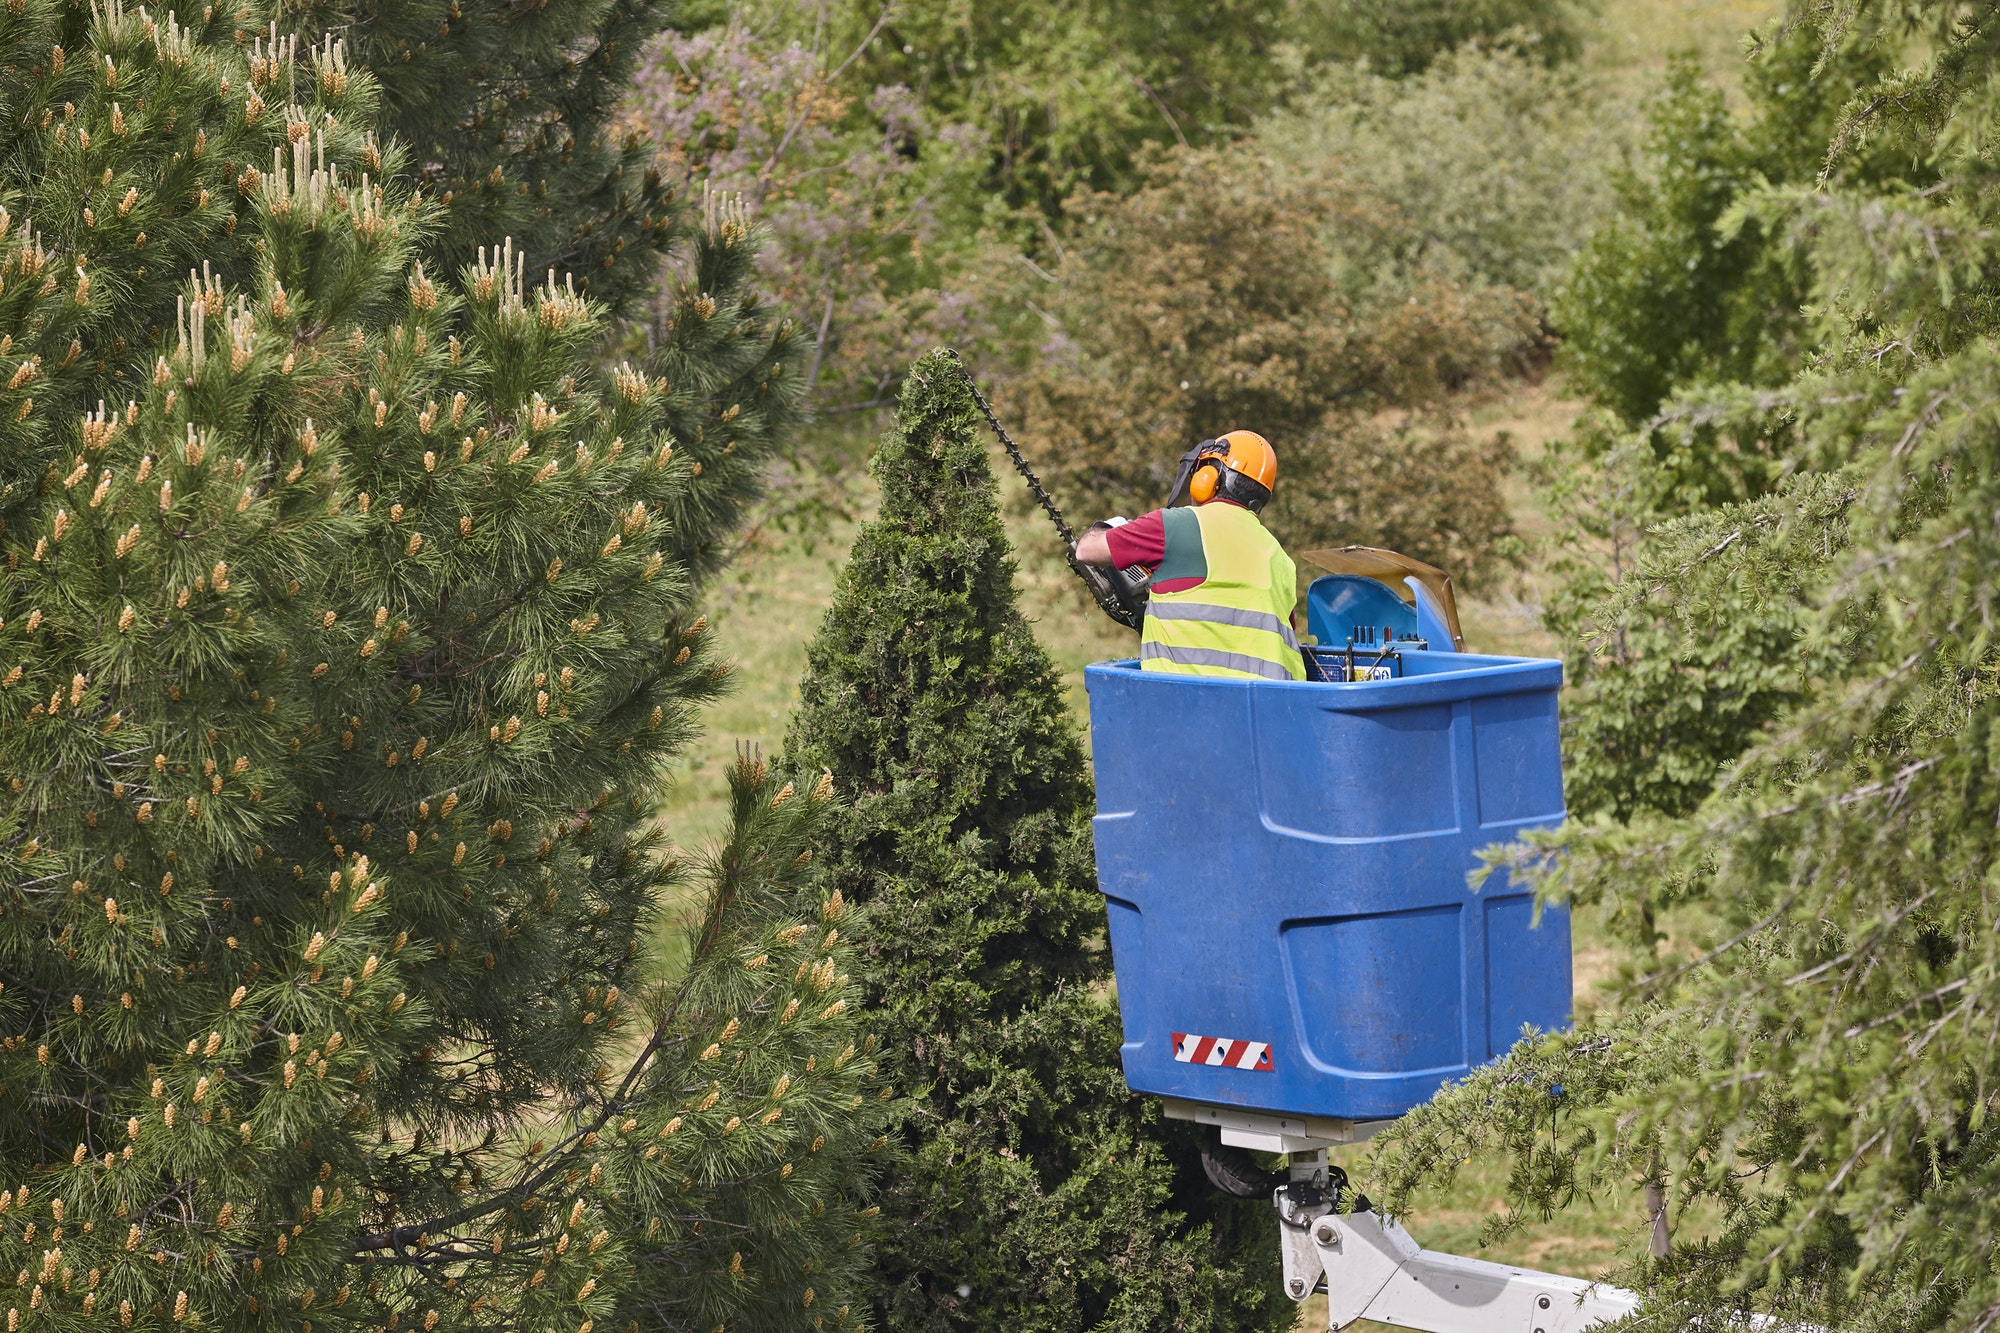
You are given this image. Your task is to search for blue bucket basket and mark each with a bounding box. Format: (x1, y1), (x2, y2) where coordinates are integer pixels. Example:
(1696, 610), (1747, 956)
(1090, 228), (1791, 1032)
(1085, 649), (1571, 1122)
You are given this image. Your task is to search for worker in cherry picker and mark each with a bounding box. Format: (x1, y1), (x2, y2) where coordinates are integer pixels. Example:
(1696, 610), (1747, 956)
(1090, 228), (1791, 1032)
(1074, 431), (1304, 682)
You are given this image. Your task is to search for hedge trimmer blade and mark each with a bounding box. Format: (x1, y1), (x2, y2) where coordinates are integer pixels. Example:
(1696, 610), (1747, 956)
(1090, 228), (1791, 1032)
(946, 349), (1146, 631)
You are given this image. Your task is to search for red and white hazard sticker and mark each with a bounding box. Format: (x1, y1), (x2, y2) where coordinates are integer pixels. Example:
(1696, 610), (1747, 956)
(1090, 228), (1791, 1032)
(1171, 1032), (1274, 1072)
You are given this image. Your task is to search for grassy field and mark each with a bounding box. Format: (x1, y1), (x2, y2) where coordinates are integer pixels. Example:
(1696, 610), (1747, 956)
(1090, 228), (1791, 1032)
(1588, 0), (1787, 82)
(652, 0), (1783, 1322)
(654, 453), (1137, 847)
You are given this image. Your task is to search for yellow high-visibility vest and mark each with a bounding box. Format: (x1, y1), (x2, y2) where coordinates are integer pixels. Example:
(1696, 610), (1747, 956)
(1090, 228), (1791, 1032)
(1140, 502), (1304, 681)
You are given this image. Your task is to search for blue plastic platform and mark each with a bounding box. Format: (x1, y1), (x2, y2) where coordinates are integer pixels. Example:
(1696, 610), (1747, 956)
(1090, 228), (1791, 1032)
(1086, 650), (1571, 1122)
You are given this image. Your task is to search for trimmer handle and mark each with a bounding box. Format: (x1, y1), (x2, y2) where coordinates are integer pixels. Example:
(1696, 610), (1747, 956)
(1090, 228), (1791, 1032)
(1075, 519), (1149, 632)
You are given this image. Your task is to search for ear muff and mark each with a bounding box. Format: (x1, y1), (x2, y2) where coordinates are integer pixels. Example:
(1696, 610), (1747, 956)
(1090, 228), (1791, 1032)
(1165, 438), (1241, 508)
(1187, 458), (1223, 505)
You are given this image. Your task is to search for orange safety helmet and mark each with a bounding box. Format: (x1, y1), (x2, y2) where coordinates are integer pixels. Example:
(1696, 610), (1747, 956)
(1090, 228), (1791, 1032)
(1171, 430), (1279, 513)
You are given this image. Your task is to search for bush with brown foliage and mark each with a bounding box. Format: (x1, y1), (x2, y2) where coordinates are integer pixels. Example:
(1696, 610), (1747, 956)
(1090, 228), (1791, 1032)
(1001, 148), (1530, 585)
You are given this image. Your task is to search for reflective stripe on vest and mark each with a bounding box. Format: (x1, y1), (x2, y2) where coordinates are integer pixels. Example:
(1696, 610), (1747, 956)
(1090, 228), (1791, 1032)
(1145, 600), (1302, 650)
(1140, 502), (1304, 681)
(1139, 642), (1296, 680)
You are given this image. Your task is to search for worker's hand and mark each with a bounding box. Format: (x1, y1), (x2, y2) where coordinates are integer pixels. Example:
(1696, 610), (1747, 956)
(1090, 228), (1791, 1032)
(1075, 517), (1127, 566)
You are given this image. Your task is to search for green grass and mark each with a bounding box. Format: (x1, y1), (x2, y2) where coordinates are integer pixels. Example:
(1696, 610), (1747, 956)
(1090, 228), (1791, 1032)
(655, 501), (860, 854)
(1584, 0), (1787, 90)
(654, 464), (1131, 854)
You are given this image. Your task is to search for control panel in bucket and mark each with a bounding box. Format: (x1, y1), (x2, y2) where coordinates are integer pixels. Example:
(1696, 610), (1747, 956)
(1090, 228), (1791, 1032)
(1085, 648), (1570, 1123)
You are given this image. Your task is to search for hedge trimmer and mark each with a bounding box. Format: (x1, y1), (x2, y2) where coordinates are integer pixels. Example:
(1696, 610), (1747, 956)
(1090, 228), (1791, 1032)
(947, 349), (1149, 631)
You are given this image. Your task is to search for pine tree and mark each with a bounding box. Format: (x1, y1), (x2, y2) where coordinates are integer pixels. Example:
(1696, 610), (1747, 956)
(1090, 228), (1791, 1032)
(303, 0), (812, 581)
(0, 8), (881, 1331)
(1536, 426), (1843, 829)
(1552, 22), (1906, 498)
(302, 0), (688, 322)
(783, 349), (1287, 1333)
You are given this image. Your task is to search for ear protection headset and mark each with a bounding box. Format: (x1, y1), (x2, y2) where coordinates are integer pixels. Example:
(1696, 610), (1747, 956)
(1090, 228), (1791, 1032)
(1165, 432), (1277, 514)
(1187, 450), (1231, 505)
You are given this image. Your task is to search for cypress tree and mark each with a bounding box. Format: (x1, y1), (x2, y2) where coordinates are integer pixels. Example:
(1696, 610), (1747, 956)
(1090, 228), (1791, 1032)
(0, 8), (879, 1330)
(784, 350), (1286, 1333)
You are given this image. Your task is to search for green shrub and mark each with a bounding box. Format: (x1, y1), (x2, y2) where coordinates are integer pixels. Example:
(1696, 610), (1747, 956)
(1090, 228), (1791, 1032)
(1003, 147), (1529, 585)
(1259, 48), (1619, 297)
(1554, 58), (1787, 432)
(785, 350), (1288, 1333)
(1305, 0), (1583, 74)
(1554, 26), (1908, 453)
(835, 0), (1295, 214)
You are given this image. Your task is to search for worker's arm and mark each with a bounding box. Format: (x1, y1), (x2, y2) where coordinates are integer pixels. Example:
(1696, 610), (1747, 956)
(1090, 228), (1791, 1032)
(1075, 525), (1115, 565)
(1078, 513), (1158, 568)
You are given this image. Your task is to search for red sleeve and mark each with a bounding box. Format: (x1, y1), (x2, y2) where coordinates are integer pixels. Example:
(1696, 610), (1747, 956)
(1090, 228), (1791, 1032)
(1104, 509), (1167, 570)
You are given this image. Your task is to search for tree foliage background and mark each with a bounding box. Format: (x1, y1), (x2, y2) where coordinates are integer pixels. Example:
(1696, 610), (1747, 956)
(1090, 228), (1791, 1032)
(628, 0), (1590, 580)
(998, 147), (1530, 584)
(1367, 3), (2000, 1330)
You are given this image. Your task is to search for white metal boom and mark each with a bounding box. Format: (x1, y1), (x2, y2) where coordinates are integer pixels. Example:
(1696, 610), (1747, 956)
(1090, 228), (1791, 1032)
(1172, 1105), (1643, 1333)
(1281, 1200), (1640, 1333)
